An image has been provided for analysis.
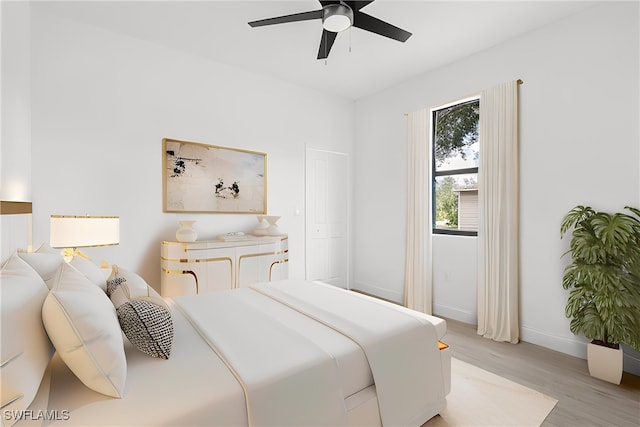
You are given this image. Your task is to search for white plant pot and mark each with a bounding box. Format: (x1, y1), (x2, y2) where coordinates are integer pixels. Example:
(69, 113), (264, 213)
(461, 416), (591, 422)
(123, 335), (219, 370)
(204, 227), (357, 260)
(587, 342), (623, 384)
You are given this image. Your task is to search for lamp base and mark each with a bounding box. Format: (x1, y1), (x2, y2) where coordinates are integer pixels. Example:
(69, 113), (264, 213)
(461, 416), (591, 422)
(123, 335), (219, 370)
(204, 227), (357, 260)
(62, 248), (90, 263)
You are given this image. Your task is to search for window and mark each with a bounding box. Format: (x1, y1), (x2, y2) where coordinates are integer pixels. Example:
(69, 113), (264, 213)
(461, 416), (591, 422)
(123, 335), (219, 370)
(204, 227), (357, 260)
(432, 97), (480, 236)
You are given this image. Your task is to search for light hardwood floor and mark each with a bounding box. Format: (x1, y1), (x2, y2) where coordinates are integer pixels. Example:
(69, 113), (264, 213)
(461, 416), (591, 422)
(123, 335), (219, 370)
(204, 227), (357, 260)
(443, 318), (640, 427)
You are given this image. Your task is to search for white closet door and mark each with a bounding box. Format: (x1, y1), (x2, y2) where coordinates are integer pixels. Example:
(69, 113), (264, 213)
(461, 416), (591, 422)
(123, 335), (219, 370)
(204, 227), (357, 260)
(305, 148), (349, 289)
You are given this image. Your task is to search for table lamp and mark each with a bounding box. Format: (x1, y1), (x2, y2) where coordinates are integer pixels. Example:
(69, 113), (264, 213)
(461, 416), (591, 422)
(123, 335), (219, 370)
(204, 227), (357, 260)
(50, 215), (119, 261)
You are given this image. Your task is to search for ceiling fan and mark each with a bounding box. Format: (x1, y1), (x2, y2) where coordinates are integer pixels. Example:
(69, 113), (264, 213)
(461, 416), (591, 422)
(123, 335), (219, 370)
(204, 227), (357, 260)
(248, 1), (412, 60)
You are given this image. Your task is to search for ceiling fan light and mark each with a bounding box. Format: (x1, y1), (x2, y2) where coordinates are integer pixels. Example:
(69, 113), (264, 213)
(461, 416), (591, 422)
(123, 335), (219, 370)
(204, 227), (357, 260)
(323, 4), (353, 33)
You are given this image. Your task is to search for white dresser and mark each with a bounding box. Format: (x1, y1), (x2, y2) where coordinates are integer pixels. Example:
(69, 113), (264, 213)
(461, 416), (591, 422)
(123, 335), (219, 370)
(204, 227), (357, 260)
(160, 236), (288, 297)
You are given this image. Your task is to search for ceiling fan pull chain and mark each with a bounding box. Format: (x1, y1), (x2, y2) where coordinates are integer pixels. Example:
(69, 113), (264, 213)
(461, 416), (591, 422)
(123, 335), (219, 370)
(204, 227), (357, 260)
(325, 31), (328, 65)
(349, 26), (352, 53)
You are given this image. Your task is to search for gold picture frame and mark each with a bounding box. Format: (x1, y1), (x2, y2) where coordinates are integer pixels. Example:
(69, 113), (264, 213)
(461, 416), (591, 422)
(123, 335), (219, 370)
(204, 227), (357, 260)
(163, 138), (267, 214)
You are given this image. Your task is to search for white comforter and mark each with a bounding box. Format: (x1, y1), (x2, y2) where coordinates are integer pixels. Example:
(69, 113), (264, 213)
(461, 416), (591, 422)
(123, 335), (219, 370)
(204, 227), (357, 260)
(40, 280), (446, 427)
(174, 280), (446, 427)
(174, 286), (349, 426)
(253, 281), (446, 426)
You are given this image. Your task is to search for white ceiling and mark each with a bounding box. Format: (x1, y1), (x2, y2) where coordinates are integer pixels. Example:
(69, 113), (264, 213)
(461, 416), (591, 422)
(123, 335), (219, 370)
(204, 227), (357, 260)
(37, 0), (597, 100)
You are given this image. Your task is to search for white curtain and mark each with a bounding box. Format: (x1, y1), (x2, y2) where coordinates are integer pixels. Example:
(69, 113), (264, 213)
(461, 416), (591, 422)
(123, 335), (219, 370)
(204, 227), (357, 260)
(477, 80), (520, 343)
(404, 109), (433, 314)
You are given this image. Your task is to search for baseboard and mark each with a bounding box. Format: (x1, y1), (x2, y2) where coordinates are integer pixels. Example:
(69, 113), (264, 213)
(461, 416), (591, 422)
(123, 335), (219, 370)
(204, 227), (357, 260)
(350, 283), (477, 327)
(521, 327), (640, 375)
(520, 324), (587, 359)
(348, 283), (640, 375)
(622, 344), (640, 375)
(351, 281), (402, 304)
(433, 303), (476, 325)
(351, 282), (477, 324)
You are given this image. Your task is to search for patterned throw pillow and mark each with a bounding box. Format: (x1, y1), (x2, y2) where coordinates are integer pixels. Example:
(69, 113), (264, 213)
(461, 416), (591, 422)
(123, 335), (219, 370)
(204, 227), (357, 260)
(106, 272), (126, 296)
(106, 265), (128, 297)
(116, 298), (173, 359)
(107, 265), (174, 359)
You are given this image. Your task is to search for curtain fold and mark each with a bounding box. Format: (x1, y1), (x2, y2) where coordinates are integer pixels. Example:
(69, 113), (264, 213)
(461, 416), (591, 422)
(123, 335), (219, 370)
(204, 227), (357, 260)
(477, 80), (520, 343)
(404, 109), (432, 314)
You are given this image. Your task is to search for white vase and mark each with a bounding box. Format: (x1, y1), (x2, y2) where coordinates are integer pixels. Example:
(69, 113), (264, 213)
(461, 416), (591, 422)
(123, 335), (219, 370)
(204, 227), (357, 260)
(254, 215), (284, 236)
(253, 219), (270, 236)
(176, 220), (197, 242)
(265, 216), (284, 236)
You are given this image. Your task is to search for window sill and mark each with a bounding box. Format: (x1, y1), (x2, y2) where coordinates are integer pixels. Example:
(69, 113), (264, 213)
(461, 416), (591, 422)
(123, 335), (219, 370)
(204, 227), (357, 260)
(433, 229), (477, 237)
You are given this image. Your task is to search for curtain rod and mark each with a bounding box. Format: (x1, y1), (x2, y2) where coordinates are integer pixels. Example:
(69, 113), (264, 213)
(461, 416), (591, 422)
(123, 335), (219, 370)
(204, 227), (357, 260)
(403, 79), (523, 116)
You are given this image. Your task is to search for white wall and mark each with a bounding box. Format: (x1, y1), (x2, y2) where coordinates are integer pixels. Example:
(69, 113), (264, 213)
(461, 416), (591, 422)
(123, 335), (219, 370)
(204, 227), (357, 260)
(27, 6), (355, 290)
(431, 234), (477, 324)
(353, 2), (639, 358)
(1, 1), (31, 202)
(0, 1), (32, 262)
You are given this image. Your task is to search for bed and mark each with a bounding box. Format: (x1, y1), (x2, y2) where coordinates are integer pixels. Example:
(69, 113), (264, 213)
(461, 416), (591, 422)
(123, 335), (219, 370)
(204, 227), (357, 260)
(1, 245), (451, 427)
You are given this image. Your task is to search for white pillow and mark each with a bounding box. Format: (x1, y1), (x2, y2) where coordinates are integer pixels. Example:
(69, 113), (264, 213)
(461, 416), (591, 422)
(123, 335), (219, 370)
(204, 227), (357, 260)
(106, 265), (153, 299)
(19, 244), (108, 292)
(42, 263), (126, 398)
(70, 256), (107, 292)
(17, 244), (64, 288)
(34, 242), (61, 255)
(0, 254), (54, 419)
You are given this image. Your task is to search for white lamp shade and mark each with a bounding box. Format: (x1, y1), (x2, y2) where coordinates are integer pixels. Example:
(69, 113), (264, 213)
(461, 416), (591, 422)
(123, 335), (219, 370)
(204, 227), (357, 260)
(50, 215), (119, 248)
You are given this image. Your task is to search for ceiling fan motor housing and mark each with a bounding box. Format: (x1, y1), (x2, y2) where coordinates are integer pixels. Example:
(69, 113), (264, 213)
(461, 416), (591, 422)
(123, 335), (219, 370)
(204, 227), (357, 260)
(323, 3), (354, 33)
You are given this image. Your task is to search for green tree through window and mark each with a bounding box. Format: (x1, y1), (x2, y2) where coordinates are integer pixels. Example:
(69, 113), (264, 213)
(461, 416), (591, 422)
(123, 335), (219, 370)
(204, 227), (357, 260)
(435, 176), (459, 228)
(434, 102), (479, 167)
(432, 98), (479, 235)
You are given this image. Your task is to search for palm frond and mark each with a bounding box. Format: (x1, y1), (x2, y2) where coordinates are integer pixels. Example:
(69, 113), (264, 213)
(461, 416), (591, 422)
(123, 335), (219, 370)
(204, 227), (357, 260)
(560, 205), (595, 237)
(625, 206), (640, 218)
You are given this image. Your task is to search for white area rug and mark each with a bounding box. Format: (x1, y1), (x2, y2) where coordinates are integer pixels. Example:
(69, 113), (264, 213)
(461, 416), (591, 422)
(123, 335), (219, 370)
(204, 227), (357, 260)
(424, 358), (558, 427)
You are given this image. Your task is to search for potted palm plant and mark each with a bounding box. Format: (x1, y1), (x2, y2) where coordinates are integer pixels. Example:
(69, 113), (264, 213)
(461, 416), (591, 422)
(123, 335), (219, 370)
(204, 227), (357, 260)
(560, 205), (640, 384)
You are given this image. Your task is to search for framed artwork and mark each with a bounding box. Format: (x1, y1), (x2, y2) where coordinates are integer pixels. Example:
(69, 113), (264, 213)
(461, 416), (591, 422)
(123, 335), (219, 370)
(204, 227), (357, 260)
(163, 138), (267, 213)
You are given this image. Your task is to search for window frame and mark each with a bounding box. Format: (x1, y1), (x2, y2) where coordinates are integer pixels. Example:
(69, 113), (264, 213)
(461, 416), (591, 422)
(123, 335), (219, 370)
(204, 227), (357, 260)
(431, 96), (480, 237)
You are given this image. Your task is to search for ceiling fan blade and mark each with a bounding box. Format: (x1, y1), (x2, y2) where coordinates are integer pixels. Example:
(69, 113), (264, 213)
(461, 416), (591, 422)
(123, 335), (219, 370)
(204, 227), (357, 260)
(319, 1), (341, 6)
(344, 1), (375, 11)
(248, 9), (323, 27)
(317, 30), (338, 59)
(353, 11), (412, 42)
